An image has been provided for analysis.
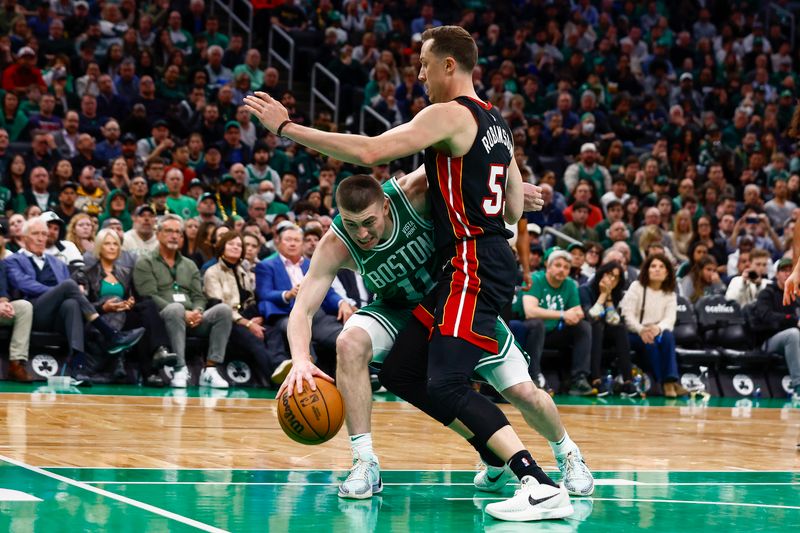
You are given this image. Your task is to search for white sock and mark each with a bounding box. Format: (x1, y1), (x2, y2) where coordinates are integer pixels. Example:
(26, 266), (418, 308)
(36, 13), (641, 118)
(350, 433), (377, 462)
(549, 431), (578, 458)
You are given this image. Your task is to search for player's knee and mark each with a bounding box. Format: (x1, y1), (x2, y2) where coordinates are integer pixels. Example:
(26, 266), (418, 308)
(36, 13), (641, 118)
(426, 374), (466, 406)
(503, 381), (550, 412)
(336, 329), (372, 367)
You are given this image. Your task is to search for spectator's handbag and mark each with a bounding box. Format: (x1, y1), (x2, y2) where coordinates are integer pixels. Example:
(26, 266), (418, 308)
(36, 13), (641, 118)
(239, 293), (260, 320)
(205, 298), (223, 310)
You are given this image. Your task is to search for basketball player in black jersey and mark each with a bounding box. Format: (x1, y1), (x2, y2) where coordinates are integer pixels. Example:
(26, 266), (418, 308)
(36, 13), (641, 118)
(245, 26), (572, 522)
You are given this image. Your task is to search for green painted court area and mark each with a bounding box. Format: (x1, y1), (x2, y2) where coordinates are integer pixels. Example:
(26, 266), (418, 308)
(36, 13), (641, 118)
(0, 463), (798, 532)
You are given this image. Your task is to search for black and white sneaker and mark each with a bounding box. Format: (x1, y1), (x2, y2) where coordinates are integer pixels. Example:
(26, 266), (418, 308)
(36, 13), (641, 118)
(485, 476), (573, 522)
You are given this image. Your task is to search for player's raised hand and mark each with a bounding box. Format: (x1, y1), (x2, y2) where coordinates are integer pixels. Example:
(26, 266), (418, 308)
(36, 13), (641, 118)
(522, 182), (544, 212)
(783, 267), (800, 305)
(243, 92), (290, 134)
(276, 358), (334, 398)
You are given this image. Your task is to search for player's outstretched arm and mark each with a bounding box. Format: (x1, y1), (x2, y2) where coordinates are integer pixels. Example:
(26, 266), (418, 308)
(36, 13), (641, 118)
(244, 92), (459, 166)
(279, 233), (353, 397)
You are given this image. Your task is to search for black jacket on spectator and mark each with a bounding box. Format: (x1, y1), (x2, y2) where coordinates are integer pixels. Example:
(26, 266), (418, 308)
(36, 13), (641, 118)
(132, 96), (169, 125)
(83, 260), (133, 331)
(24, 149), (60, 172)
(79, 114), (106, 139)
(197, 120), (225, 148)
(71, 153), (105, 178)
(748, 282), (800, 344)
(97, 92), (129, 121)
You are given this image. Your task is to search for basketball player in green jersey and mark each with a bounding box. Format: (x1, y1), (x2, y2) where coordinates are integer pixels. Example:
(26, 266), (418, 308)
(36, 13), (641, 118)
(278, 170), (593, 502)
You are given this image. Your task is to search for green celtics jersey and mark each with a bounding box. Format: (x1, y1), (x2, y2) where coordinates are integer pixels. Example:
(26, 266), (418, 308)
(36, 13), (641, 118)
(330, 178), (436, 306)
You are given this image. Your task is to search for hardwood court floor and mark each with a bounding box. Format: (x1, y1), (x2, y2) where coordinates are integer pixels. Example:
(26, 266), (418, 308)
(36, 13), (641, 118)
(0, 385), (798, 532)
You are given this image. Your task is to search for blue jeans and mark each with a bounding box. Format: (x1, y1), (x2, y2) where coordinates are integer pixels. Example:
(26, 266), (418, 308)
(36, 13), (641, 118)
(628, 329), (678, 383)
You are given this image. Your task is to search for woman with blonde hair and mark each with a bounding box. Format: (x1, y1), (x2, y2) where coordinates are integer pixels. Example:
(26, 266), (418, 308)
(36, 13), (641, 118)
(84, 228), (176, 385)
(668, 208), (693, 262)
(637, 224), (677, 265)
(66, 213), (97, 255)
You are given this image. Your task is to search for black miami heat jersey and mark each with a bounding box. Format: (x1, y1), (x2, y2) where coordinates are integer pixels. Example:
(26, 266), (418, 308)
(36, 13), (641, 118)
(423, 96), (515, 250)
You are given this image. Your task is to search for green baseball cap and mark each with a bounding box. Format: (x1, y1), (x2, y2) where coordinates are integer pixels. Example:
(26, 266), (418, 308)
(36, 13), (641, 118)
(544, 246), (572, 265)
(149, 182), (168, 196)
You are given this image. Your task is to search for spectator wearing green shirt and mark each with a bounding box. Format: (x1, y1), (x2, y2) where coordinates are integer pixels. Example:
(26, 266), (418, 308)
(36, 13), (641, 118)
(199, 15), (230, 50)
(521, 247), (594, 396)
(233, 49), (264, 90)
(132, 214), (233, 389)
(165, 168), (199, 220)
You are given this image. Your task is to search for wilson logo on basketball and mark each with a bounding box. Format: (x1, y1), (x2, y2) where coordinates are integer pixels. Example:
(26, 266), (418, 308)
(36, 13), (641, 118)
(281, 394), (305, 434)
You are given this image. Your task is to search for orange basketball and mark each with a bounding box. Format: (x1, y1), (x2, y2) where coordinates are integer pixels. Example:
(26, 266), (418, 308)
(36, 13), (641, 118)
(277, 378), (345, 445)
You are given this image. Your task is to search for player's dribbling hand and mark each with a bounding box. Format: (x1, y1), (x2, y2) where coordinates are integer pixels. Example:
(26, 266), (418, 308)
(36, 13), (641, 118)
(243, 92), (290, 134)
(522, 182), (544, 212)
(277, 358), (334, 398)
(784, 269), (800, 305)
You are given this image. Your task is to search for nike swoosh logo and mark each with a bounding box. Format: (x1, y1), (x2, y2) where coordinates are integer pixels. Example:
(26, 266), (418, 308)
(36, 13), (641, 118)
(487, 472), (504, 483)
(362, 254), (376, 265)
(528, 493), (559, 506)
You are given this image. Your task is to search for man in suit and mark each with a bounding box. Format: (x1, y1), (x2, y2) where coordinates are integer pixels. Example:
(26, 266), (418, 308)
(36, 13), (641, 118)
(255, 223), (354, 367)
(5, 216), (145, 382)
(52, 110), (80, 159)
(0, 261), (34, 381)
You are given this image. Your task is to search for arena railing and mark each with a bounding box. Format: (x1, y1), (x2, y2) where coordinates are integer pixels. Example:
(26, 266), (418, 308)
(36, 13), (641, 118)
(209, 0), (254, 50)
(267, 25), (295, 90)
(310, 63), (340, 128)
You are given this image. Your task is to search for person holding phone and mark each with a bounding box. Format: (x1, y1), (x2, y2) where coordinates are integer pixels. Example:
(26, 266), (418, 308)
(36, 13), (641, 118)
(728, 209), (781, 258)
(725, 248), (771, 307)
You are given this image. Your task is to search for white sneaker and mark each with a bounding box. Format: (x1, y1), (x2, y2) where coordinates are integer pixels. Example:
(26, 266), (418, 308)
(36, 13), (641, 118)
(170, 366), (189, 388)
(270, 359), (293, 386)
(199, 366), (229, 389)
(556, 450), (595, 496)
(484, 476), (573, 522)
(474, 462), (514, 492)
(338, 457), (382, 499)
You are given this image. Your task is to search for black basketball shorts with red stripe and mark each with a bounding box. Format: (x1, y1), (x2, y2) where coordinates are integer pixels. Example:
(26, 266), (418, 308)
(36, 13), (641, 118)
(416, 235), (517, 431)
(432, 234), (516, 353)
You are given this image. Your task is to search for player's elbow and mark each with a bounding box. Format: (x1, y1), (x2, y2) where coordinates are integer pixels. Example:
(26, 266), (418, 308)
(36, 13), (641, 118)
(359, 149), (385, 167)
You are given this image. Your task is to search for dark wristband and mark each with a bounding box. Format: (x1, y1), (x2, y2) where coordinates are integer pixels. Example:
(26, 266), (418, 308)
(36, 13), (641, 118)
(277, 119), (292, 138)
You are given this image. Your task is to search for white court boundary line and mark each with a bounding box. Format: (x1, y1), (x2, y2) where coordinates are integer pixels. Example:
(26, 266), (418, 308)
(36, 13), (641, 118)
(455, 496), (800, 511)
(0, 455), (229, 533)
(81, 481), (800, 487)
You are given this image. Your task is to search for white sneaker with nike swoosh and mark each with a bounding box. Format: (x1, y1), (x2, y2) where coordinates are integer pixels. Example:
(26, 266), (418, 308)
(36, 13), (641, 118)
(485, 476), (573, 522)
(473, 462), (514, 492)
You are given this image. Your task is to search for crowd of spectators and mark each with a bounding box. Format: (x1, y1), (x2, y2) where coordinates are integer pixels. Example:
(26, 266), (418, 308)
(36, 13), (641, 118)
(0, 0), (799, 399)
